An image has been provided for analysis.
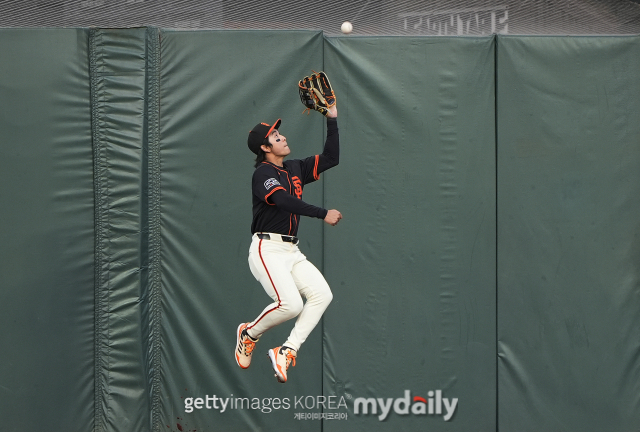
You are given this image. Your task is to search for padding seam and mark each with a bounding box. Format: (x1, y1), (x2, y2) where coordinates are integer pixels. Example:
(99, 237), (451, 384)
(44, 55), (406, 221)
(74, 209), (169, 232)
(146, 27), (163, 432)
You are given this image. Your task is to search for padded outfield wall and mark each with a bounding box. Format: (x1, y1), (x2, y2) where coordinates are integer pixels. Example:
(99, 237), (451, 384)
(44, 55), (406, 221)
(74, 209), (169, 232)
(0, 28), (638, 432)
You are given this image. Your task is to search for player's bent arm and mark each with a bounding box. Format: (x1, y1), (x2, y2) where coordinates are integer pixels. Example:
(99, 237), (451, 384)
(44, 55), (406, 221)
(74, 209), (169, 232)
(269, 190), (329, 219)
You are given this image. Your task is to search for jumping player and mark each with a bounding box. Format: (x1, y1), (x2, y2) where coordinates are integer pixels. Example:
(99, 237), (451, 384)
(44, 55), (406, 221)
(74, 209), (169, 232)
(235, 104), (341, 383)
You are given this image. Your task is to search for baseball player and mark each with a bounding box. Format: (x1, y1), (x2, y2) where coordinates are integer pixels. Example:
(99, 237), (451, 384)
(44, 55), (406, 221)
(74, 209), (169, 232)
(235, 98), (341, 383)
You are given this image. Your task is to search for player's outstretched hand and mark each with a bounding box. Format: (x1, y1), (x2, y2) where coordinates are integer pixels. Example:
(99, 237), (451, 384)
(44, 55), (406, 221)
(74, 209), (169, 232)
(326, 105), (337, 118)
(324, 209), (342, 226)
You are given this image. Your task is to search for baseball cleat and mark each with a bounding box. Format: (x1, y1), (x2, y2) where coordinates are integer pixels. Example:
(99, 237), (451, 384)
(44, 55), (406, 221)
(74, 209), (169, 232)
(267, 346), (297, 383)
(235, 323), (259, 369)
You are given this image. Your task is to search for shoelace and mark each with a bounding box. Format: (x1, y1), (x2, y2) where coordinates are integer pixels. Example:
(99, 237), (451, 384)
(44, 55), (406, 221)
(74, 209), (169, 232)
(243, 338), (256, 355)
(285, 352), (296, 369)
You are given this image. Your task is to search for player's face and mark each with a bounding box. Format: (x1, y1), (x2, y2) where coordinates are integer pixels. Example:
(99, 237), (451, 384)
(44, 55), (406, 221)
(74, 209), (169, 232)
(267, 129), (290, 157)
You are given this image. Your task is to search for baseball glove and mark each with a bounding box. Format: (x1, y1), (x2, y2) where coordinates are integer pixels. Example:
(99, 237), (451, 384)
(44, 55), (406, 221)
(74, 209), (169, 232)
(298, 71), (336, 117)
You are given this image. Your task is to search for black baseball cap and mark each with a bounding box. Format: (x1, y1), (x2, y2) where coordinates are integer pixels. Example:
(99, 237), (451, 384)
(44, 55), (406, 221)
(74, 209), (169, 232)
(248, 119), (281, 155)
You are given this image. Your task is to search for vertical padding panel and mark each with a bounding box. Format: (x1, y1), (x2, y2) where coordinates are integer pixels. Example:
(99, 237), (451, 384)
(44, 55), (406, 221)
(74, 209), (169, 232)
(0, 29), (94, 432)
(497, 36), (640, 432)
(158, 30), (324, 432)
(322, 37), (496, 431)
(90, 28), (151, 432)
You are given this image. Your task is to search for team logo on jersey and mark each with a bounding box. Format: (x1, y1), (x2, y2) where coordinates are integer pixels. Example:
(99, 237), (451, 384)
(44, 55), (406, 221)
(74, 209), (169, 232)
(292, 176), (303, 199)
(264, 178), (281, 190)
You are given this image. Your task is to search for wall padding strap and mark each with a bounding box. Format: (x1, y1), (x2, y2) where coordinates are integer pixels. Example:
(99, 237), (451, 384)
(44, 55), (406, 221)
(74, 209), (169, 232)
(144, 27), (163, 432)
(90, 27), (161, 432)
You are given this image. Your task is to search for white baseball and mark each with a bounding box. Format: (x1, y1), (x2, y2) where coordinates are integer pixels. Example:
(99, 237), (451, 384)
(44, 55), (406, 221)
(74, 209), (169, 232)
(341, 21), (353, 34)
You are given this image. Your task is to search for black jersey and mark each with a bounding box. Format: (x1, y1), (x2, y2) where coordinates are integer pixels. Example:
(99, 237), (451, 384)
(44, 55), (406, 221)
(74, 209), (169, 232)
(251, 118), (339, 236)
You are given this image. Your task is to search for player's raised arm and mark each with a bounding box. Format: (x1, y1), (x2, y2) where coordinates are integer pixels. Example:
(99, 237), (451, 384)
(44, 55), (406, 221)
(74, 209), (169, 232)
(298, 71), (340, 178)
(318, 115), (339, 169)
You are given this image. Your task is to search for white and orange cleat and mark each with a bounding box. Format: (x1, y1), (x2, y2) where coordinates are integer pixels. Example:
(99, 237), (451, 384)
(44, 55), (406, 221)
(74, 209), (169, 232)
(267, 346), (297, 383)
(235, 323), (259, 369)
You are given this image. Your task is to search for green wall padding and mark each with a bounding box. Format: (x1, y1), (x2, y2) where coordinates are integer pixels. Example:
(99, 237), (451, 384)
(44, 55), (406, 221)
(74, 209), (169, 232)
(0, 29), (95, 432)
(157, 30), (326, 432)
(321, 36), (497, 431)
(1, 27), (640, 432)
(497, 35), (640, 432)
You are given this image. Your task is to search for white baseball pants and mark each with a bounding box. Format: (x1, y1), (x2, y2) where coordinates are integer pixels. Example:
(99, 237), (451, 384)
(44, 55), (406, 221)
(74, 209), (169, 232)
(246, 233), (333, 352)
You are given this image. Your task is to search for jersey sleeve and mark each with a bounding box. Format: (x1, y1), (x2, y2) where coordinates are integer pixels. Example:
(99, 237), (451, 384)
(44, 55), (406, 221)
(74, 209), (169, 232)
(269, 189), (328, 219)
(252, 165), (286, 205)
(299, 154), (322, 184)
(299, 117), (339, 184)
